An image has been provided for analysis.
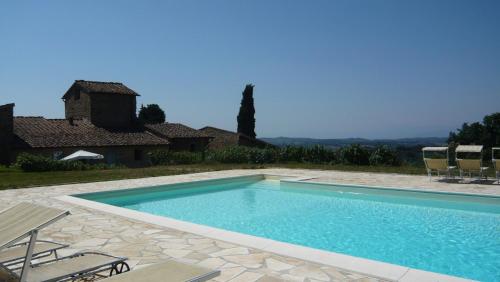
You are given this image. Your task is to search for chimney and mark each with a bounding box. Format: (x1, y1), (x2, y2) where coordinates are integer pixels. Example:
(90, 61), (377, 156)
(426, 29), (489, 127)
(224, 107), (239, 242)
(0, 103), (15, 165)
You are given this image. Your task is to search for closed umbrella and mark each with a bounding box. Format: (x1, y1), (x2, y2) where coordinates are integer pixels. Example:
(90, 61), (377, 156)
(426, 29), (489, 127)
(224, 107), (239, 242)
(61, 150), (104, 161)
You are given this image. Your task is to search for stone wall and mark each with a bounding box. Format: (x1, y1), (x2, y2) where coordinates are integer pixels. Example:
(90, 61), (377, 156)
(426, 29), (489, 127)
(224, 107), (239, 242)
(64, 87), (91, 120)
(0, 103), (14, 165)
(89, 93), (137, 128)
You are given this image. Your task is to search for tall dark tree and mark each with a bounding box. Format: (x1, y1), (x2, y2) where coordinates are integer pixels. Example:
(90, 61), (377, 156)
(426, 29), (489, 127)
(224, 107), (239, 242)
(138, 104), (166, 124)
(237, 84), (256, 138)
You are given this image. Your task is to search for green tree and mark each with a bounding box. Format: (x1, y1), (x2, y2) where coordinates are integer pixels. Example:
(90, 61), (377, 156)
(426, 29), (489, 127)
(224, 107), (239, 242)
(138, 104), (166, 124)
(482, 113), (500, 148)
(448, 112), (500, 148)
(237, 84), (256, 138)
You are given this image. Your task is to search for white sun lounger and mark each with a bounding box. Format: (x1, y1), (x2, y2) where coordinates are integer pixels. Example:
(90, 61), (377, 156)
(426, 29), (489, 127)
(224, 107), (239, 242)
(455, 145), (489, 179)
(493, 147), (500, 183)
(422, 147), (456, 181)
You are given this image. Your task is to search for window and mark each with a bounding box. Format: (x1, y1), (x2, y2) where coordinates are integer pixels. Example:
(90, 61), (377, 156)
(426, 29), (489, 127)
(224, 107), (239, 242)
(134, 149), (143, 161)
(74, 92), (80, 100)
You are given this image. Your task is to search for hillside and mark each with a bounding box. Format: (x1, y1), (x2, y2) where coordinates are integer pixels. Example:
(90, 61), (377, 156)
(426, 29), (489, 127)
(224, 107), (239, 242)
(260, 137), (448, 148)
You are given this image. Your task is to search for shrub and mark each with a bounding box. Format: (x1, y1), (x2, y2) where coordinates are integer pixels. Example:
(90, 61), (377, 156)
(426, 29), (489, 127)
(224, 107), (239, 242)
(369, 145), (401, 166)
(303, 145), (336, 164)
(277, 146), (304, 162)
(14, 153), (89, 172)
(206, 146), (278, 164)
(247, 147), (277, 164)
(148, 150), (202, 165)
(206, 146), (251, 163)
(338, 144), (370, 165)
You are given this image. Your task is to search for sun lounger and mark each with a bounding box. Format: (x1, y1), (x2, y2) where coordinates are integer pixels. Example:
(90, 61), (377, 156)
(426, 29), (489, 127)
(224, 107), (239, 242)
(13, 252), (128, 282)
(422, 147), (455, 180)
(100, 260), (220, 282)
(0, 203), (129, 282)
(0, 240), (68, 268)
(493, 147), (500, 183)
(455, 145), (489, 179)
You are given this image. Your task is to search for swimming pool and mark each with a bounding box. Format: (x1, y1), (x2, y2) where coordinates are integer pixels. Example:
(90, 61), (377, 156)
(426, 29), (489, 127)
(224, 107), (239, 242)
(77, 176), (500, 281)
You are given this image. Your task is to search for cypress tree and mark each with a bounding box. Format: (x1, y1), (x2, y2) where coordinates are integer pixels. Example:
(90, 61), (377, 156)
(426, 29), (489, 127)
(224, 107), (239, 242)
(237, 84), (256, 138)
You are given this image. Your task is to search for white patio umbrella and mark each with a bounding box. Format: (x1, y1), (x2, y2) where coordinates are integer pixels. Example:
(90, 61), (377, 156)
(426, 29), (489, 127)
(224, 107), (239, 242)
(60, 150), (104, 161)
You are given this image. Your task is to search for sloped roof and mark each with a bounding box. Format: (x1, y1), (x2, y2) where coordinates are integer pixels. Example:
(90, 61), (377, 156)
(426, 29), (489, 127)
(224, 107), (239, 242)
(62, 80), (139, 99)
(199, 126), (272, 149)
(13, 117), (169, 148)
(145, 123), (211, 139)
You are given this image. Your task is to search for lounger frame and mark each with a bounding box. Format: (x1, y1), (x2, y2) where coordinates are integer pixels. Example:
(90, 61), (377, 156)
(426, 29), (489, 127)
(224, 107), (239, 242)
(493, 147), (500, 184)
(27, 251), (130, 282)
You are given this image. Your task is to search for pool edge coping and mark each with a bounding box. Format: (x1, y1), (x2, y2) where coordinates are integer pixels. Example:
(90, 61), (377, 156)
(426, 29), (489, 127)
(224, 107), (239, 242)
(55, 173), (477, 282)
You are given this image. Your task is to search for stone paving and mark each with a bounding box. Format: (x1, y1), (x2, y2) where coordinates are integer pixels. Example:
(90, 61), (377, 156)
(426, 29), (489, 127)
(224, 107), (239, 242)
(1, 169), (497, 281)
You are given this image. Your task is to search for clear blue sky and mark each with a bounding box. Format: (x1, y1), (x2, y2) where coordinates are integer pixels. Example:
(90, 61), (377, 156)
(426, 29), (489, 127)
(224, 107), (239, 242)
(1, 0), (499, 139)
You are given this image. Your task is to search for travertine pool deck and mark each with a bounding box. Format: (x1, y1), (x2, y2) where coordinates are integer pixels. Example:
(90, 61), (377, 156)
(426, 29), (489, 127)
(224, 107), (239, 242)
(1, 169), (497, 281)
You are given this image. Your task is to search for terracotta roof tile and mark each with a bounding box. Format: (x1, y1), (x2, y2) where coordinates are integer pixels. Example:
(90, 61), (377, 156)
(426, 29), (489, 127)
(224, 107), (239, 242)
(13, 117), (169, 148)
(145, 123), (210, 139)
(62, 80), (139, 99)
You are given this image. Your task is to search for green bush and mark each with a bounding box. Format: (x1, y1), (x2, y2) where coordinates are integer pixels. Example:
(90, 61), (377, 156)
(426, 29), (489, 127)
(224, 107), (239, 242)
(149, 145), (401, 167)
(15, 153), (88, 172)
(148, 150), (202, 165)
(14, 153), (121, 172)
(369, 145), (401, 166)
(206, 146), (250, 163)
(277, 146), (305, 162)
(338, 144), (370, 165)
(302, 145), (336, 164)
(206, 146), (278, 164)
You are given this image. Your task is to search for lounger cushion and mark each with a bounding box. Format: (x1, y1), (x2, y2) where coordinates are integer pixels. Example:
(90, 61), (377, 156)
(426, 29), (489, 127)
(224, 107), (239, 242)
(101, 260), (220, 282)
(17, 253), (123, 282)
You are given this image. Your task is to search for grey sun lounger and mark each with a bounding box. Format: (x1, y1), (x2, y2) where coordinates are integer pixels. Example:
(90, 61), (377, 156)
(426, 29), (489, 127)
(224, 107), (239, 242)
(0, 240), (69, 268)
(0, 203), (129, 282)
(100, 260), (220, 282)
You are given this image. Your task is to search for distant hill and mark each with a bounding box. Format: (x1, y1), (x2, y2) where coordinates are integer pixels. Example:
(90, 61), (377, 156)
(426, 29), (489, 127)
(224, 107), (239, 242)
(260, 137), (448, 148)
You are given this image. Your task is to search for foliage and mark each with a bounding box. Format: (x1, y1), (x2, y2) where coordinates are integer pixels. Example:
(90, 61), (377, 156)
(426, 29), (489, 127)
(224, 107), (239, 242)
(206, 146), (276, 164)
(369, 145), (401, 166)
(138, 104), (166, 124)
(337, 144), (370, 165)
(448, 112), (500, 149)
(148, 150), (202, 165)
(15, 153), (91, 172)
(237, 84), (256, 138)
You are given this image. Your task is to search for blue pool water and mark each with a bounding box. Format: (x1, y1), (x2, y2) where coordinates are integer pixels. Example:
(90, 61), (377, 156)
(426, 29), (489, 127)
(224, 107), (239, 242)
(79, 177), (500, 281)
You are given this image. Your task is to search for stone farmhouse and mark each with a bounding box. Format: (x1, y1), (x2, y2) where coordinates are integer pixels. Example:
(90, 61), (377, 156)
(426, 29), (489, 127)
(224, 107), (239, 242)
(0, 80), (212, 166)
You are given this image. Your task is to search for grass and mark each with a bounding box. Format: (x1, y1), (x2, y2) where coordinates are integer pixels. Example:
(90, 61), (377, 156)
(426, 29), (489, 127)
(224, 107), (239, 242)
(0, 163), (428, 190)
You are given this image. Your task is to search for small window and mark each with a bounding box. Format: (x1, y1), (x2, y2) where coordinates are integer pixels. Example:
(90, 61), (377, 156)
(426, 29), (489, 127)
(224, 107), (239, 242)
(134, 149), (143, 161)
(74, 92), (80, 100)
